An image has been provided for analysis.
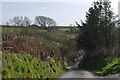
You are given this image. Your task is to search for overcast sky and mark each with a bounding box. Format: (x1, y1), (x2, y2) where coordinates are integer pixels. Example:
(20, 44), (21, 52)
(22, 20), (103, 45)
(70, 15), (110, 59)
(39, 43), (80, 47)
(1, 0), (119, 26)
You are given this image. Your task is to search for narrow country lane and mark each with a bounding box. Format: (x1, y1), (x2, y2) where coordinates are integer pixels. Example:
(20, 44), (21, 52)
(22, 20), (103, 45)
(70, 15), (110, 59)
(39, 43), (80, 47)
(60, 69), (98, 78)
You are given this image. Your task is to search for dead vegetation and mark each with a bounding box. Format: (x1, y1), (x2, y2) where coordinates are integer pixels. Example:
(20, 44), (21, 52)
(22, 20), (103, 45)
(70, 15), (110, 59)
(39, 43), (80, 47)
(2, 33), (61, 61)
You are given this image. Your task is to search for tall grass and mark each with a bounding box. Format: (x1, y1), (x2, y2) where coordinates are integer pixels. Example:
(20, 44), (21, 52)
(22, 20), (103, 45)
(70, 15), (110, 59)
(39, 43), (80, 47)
(95, 57), (120, 76)
(2, 53), (67, 78)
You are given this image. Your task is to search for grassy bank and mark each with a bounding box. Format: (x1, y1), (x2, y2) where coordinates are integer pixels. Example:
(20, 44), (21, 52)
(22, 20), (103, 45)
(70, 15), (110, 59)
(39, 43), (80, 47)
(2, 53), (68, 78)
(79, 56), (120, 76)
(95, 57), (120, 76)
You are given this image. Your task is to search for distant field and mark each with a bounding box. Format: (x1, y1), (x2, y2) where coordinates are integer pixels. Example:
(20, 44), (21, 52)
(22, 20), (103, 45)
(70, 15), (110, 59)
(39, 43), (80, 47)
(2, 26), (79, 32)
(59, 28), (71, 31)
(58, 27), (79, 32)
(2, 27), (23, 33)
(38, 29), (47, 32)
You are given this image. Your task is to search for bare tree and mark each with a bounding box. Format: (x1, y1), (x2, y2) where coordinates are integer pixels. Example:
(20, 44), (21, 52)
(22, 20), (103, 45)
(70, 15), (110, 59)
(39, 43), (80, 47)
(24, 17), (31, 26)
(34, 16), (56, 28)
(13, 16), (20, 26)
(6, 16), (31, 27)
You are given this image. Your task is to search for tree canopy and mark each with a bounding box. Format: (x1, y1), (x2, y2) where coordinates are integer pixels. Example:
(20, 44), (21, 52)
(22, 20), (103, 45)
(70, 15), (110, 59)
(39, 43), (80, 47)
(6, 16), (31, 27)
(34, 16), (56, 27)
(76, 0), (118, 59)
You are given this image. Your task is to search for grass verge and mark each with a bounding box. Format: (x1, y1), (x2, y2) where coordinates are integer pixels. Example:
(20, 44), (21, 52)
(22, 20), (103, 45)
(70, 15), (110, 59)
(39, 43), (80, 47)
(79, 56), (120, 76)
(95, 56), (120, 76)
(2, 53), (68, 78)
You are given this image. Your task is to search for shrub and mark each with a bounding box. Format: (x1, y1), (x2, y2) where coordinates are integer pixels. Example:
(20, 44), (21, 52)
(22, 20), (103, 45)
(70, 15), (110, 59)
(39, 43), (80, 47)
(2, 33), (61, 61)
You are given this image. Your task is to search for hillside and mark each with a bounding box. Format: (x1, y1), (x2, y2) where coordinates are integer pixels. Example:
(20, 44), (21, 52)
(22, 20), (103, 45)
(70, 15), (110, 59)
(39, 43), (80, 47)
(2, 26), (79, 78)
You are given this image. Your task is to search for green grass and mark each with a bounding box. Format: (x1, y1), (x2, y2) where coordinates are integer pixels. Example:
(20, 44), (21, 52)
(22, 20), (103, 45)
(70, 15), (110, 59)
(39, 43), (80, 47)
(51, 41), (68, 49)
(95, 57), (120, 76)
(2, 53), (67, 78)
(2, 27), (47, 34)
(59, 28), (71, 31)
(58, 27), (79, 32)
(38, 29), (47, 32)
(2, 27), (23, 33)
